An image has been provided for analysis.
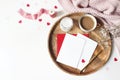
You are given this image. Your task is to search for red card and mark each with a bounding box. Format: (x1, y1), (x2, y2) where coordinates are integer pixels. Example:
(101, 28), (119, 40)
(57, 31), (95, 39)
(57, 34), (65, 56)
(57, 34), (89, 56)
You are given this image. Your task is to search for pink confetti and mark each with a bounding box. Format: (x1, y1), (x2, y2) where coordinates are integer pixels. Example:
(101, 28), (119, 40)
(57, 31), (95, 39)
(38, 19), (42, 22)
(54, 5), (58, 9)
(26, 4), (30, 7)
(114, 57), (118, 61)
(18, 20), (22, 23)
(47, 22), (51, 26)
(81, 59), (85, 63)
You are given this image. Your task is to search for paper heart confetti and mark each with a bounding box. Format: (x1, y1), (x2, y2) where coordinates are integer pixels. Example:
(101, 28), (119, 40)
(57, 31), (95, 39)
(26, 4), (30, 7)
(18, 20), (22, 24)
(38, 19), (42, 22)
(47, 22), (51, 26)
(81, 59), (86, 63)
(54, 5), (58, 9)
(114, 57), (118, 62)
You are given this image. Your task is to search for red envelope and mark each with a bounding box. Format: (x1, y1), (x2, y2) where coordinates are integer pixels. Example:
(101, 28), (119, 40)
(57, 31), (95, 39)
(57, 34), (89, 56)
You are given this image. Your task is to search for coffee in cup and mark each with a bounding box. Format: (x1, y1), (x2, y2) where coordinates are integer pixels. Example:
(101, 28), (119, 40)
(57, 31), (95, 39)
(79, 14), (97, 32)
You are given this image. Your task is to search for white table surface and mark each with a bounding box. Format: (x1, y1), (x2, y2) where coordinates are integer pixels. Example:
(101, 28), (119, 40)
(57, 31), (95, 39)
(0, 0), (120, 80)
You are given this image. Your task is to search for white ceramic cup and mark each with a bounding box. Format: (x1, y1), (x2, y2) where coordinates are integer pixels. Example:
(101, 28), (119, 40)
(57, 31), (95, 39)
(60, 17), (73, 32)
(78, 14), (97, 32)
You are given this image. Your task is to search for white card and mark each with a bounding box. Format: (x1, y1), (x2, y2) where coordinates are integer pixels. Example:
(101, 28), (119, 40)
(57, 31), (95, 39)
(77, 33), (98, 70)
(56, 33), (85, 68)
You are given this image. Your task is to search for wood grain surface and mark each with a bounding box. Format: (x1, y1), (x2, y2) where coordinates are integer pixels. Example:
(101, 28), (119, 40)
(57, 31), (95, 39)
(48, 13), (112, 75)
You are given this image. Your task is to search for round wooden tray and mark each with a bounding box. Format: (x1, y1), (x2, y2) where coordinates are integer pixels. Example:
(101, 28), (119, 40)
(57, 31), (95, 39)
(48, 13), (112, 75)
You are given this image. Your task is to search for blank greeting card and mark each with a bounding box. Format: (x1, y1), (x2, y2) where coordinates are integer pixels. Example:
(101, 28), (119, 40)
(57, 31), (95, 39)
(77, 33), (98, 70)
(56, 33), (85, 68)
(56, 33), (98, 70)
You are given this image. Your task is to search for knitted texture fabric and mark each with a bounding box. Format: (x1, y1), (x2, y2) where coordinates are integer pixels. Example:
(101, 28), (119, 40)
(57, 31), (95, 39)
(58, 0), (120, 26)
(58, 0), (120, 53)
